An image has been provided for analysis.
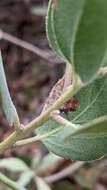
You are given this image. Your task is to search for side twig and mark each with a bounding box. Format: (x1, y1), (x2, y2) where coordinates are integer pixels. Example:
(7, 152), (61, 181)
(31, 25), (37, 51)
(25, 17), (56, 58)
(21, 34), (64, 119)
(14, 127), (62, 147)
(44, 161), (85, 183)
(0, 29), (61, 64)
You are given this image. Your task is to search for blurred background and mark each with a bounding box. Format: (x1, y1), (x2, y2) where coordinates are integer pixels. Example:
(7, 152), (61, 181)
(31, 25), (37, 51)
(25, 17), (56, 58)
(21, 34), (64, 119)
(0, 1), (107, 190)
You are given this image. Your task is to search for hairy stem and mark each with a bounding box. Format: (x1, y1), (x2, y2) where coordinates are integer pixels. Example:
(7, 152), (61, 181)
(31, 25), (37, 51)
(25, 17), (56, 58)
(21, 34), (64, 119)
(15, 127), (62, 147)
(51, 111), (77, 128)
(0, 29), (53, 63)
(44, 161), (84, 183)
(0, 81), (78, 153)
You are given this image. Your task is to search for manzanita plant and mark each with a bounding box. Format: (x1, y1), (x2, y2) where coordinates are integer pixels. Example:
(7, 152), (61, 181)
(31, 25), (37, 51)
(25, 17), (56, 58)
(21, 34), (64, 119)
(1, 0), (107, 167)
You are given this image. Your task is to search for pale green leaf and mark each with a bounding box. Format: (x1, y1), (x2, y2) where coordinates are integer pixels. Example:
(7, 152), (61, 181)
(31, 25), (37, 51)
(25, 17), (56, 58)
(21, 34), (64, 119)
(0, 51), (19, 127)
(37, 116), (107, 161)
(0, 158), (29, 172)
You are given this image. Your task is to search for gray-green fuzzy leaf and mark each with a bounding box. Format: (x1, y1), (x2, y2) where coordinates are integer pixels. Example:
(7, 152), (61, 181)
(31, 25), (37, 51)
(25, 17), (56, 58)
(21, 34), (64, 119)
(68, 76), (107, 124)
(0, 158), (29, 172)
(46, 0), (64, 59)
(37, 116), (107, 161)
(0, 51), (19, 127)
(47, 0), (107, 82)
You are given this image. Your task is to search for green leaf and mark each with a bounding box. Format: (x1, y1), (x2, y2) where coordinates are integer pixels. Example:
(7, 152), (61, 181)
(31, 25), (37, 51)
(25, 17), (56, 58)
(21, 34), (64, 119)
(37, 116), (107, 161)
(36, 177), (52, 190)
(46, 0), (63, 59)
(0, 51), (19, 127)
(37, 76), (107, 161)
(0, 158), (29, 172)
(68, 75), (107, 124)
(47, 0), (107, 82)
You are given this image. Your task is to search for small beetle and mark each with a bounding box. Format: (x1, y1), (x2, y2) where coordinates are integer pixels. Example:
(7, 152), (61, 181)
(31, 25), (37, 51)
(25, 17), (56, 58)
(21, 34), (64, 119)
(60, 97), (80, 114)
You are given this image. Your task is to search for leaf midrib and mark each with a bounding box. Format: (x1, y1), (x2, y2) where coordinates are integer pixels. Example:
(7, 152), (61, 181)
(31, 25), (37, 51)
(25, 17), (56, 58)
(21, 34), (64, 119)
(72, 79), (107, 123)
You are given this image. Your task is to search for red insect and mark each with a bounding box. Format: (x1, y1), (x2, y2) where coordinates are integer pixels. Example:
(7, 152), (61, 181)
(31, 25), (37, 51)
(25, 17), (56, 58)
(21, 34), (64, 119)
(60, 97), (80, 114)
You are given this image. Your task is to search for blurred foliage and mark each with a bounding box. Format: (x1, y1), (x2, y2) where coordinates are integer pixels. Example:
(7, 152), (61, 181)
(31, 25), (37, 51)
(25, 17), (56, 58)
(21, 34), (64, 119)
(0, 0), (107, 190)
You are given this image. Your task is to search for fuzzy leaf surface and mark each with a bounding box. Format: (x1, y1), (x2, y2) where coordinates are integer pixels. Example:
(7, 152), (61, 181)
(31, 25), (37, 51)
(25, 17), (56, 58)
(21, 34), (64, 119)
(47, 0), (107, 82)
(0, 52), (19, 126)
